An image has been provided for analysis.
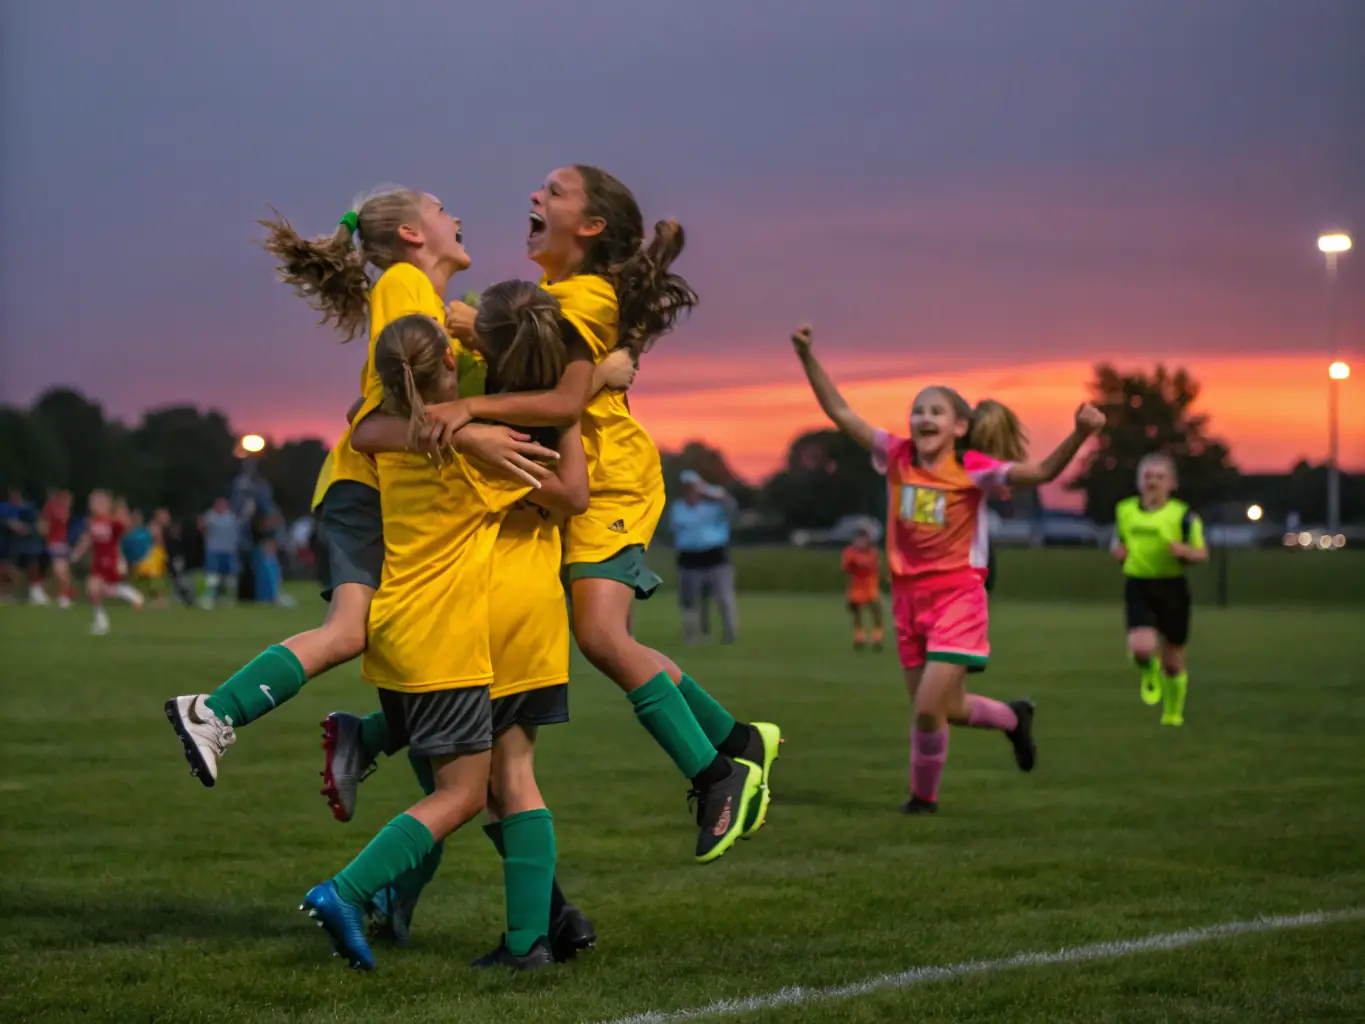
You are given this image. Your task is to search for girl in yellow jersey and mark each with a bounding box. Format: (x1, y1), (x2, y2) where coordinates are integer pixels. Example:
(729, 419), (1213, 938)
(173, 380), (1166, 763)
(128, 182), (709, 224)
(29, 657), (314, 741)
(166, 186), (557, 790)
(419, 167), (781, 864)
(302, 309), (588, 972)
(333, 281), (623, 962)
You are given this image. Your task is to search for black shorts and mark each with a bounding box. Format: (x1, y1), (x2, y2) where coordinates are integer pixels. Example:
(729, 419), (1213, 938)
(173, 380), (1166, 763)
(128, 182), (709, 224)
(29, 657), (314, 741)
(1124, 576), (1191, 646)
(378, 685), (493, 760)
(316, 481), (384, 600)
(492, 684), (569, 738)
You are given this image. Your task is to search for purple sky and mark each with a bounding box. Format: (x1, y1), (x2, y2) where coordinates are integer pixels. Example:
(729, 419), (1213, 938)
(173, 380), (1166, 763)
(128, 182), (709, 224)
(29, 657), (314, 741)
(2, 0), (1362, 472)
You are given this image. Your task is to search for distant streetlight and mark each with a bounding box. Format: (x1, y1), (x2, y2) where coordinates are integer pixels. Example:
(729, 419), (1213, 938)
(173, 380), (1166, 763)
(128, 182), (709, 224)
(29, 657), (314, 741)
(1318, 233), (1352, 255)
(1246, 504), (1263, 522)
(240, 434), (266, 454)
(1318, 232), (1351, 534)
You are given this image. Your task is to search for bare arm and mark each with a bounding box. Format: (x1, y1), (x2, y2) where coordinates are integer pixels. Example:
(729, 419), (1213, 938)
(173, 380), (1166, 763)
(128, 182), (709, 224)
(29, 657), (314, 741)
(791, 325), (878, 451)
(1005, 404), (1106, 488)
(345, 396), (365, 425)
(351, 411), (558, 488)
(530, 423), (590, 517)
(467, 360), (596, 428)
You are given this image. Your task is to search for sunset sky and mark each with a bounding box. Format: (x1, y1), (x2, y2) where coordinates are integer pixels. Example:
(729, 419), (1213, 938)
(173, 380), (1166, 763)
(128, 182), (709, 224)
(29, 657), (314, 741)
(2, 0), (1362, 484)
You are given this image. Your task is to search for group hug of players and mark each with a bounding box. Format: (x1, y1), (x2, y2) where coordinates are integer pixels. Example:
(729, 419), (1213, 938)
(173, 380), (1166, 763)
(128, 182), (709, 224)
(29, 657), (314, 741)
(156, 164), (1205, 973)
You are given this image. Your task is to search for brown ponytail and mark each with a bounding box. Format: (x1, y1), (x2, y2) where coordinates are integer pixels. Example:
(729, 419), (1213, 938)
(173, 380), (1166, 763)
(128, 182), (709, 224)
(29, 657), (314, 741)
(968, 399), (1029, 462)
(475, 280), (567, 393)
(573, 166), (698, 356)
(372, 314), (452, 453)
(259, 186), (424, 342)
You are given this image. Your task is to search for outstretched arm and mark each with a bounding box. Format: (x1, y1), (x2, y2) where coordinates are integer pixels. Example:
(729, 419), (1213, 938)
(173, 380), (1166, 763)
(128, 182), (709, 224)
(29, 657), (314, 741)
(1006, 404), (1105, 487)
(791, 325), (878, 451)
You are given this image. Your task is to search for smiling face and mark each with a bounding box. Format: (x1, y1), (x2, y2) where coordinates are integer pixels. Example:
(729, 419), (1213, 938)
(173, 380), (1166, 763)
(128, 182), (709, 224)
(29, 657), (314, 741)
(527, 166), (604, 282)
(909, 387), (970, 462)
(409, 193), (470, 274)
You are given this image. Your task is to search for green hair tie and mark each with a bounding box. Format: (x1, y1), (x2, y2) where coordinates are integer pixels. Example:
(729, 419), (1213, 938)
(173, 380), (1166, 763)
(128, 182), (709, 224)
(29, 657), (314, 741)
(339, 211), (360, 236)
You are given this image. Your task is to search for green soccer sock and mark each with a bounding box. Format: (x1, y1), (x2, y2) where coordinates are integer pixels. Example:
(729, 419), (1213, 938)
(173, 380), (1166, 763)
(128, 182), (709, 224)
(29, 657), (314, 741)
(391, 757), (443, 903)
(333, 812), (436, 908)
(627, 672), (719, 780)
(677, 674), (738, 748)
(359, 710), (392, 763)
(1161, 670), (1189, 723)
(484, 821), (569, 921)
(203, 645), (307, 727)
(500, 808), (557, 956)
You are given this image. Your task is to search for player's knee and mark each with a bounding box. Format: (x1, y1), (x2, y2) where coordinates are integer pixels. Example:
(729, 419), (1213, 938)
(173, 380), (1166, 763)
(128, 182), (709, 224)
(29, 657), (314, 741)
(1128, 632), (1157, 660)
(574, 618), (626, 668)
(1161, 649), (1185, 675)
(913, 710), (941, 733)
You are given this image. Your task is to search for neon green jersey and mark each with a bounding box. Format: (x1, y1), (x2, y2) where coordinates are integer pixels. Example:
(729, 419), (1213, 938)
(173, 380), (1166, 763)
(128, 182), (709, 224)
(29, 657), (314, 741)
(1114, 496), (1205, 579)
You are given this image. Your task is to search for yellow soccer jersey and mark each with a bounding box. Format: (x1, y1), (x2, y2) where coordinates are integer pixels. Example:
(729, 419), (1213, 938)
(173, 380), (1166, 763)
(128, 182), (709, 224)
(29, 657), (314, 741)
(489, 502), (570, 700)
(542, 274), (666, 565)
(315, 263), (447, 502)
(361, 453), (532, 694)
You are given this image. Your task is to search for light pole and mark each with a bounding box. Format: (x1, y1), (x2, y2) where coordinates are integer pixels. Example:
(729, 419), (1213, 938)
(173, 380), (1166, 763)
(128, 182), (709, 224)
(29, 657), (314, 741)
(1317, 232), (1351, 534)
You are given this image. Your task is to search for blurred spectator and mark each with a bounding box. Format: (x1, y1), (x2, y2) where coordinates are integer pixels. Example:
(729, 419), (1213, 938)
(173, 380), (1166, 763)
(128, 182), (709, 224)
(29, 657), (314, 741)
(670, 470), (739, 645)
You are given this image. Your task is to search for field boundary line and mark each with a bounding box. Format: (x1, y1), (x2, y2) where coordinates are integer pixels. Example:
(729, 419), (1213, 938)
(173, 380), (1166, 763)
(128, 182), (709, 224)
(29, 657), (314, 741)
(592, 907), (1365, 1024)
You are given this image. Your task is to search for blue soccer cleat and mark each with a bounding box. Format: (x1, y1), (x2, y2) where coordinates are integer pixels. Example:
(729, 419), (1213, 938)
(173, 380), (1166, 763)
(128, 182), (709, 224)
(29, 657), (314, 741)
(300, 881), (375, 971)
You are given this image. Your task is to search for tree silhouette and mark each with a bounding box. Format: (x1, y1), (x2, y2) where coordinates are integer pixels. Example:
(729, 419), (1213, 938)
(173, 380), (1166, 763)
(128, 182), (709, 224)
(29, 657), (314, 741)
(1069, 363), (1238, 522)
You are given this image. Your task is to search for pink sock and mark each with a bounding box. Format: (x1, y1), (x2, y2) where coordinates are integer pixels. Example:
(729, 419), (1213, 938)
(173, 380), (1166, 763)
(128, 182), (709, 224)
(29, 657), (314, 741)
(910, 727), (949, 802)
(965, 695), (1017, 732)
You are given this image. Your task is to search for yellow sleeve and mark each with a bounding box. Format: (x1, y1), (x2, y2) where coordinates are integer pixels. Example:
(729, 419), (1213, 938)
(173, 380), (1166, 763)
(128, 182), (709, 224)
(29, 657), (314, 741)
(364, 265), (447, 400)
(542, 275), (618, 361)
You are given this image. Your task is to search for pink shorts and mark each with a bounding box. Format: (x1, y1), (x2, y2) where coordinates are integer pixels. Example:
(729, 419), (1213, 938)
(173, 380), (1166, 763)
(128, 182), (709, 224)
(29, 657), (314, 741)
(891, 573), (990, 670)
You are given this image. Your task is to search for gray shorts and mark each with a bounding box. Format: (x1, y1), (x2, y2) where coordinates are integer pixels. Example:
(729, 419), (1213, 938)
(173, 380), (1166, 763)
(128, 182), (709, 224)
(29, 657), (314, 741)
(316, 481), (384, 600)
(491, 684), (569, 738)
(378, 685), (493, 760)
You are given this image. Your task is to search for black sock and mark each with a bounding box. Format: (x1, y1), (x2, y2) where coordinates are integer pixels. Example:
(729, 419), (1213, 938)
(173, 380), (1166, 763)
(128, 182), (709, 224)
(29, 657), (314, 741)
(691, 753), (730, 790)
(718, 721), (752, 759)
(487, 819), (568, 919)
(483, 821), (507, 856)
(1135, 654), (1152, 668)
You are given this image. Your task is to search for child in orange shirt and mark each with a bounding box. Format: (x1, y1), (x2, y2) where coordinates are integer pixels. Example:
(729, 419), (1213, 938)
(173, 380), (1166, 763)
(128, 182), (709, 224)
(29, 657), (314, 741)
(840, 527), (883, 651)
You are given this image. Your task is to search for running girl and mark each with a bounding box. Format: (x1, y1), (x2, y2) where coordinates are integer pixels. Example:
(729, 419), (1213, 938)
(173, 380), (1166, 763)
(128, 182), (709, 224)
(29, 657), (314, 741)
(165, 186), (556, 785)
(841, 526), (884, 651)
(792, 324), (1105, 813)
(420, 167), (779, 863)
(40, 490), (75, 608)
(70, 490), (144, 635)
(1112, 452), (1206, 726)
(301, 310), (588, 972)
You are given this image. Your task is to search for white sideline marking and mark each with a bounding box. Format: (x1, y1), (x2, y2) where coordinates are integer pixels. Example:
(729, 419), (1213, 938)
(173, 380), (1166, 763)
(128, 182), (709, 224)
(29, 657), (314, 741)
(594, 908), (1364, 1024)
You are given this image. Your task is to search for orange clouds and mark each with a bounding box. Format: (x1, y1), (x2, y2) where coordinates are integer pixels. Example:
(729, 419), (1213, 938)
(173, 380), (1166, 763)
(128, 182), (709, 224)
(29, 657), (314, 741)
(628, 352), (1365, 483)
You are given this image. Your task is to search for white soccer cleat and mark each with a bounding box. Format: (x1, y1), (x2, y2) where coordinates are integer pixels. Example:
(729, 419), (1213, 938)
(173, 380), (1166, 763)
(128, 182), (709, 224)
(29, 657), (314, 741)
(90, 609), (110, 635)
(29, 585), (50, 606)
(57, 595), (71, 610)
(164, 695), (237, 787)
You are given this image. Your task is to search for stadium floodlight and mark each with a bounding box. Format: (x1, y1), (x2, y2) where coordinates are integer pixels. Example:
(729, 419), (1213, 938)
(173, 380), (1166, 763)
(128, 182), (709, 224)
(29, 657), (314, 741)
(1329, 361), (1350, 381)
(1317, 233), (1352, 255)
(1246, 505), (1263, 522)
(240, 434), (266, 453)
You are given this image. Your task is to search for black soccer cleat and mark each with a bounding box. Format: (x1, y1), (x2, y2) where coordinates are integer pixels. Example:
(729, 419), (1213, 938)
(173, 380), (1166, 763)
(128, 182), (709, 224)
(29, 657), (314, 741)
(901, 796), (938, 815)
(689, 756), (761, 864)
(470, 935), (556, 971)
(550, 904), (596, 963)
(1006, 699), (1036, 772)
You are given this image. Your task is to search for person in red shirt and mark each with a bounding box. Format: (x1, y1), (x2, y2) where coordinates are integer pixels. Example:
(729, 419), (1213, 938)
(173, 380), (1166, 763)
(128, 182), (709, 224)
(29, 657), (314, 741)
(40, 489), (75, 608)
(840, 527), (884, 651)
(793, 324), (1104, 814)
(71, 490), (142, 634)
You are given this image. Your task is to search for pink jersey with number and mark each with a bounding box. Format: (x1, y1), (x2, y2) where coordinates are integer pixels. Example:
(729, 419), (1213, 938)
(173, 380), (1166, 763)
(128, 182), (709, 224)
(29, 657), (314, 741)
(872, 430), (1012, 580)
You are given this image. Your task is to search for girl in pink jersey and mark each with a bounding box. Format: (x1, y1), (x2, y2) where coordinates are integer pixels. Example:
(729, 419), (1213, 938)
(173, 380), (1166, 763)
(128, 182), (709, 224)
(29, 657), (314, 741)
(791, 325), (1105, 813)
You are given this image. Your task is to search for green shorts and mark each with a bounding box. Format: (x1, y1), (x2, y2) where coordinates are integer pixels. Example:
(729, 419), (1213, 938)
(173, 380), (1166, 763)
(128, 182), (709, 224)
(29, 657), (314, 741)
(564, 544), (662, 600)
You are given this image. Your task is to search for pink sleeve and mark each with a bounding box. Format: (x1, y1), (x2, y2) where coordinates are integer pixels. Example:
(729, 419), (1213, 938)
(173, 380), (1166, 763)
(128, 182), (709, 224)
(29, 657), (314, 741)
(871, 430), (911, 476)
(963, 450), (1013, 496)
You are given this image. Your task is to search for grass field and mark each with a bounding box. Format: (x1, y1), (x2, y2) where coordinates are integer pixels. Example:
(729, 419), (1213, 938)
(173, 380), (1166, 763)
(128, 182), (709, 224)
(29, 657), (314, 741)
(3, 588), (1364, 1023)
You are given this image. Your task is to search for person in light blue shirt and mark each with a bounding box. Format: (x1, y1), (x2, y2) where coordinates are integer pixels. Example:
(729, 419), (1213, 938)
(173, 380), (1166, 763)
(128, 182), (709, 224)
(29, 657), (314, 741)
(669, 470), (739, 644)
